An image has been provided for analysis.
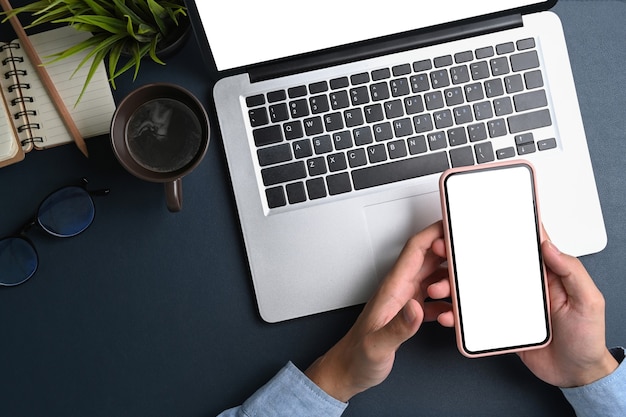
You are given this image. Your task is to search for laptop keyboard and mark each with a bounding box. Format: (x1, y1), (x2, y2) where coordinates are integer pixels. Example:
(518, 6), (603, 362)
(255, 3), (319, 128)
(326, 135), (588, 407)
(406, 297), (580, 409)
(245, 37), (557, 209)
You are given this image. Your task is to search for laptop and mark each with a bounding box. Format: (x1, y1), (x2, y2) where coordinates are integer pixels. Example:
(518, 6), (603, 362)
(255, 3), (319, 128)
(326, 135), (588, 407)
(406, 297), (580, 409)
(191, 0), (607, 322)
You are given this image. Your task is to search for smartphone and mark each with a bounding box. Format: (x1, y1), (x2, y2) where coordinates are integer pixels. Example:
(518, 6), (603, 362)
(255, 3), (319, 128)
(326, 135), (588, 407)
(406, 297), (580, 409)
(439, 160), (551, 358)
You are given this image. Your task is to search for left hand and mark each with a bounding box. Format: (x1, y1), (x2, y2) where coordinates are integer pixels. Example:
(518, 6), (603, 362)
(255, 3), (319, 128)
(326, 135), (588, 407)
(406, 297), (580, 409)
(305, 221), (451, 402)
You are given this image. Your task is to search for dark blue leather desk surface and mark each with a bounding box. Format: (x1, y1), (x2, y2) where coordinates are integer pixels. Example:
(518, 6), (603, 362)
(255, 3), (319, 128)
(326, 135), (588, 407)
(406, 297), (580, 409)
(1, 1), (624, 416)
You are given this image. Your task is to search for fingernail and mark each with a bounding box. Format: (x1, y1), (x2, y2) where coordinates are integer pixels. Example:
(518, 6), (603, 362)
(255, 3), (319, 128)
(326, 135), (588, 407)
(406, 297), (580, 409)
(546, 240), (561, 255)
(403, 303), (417, 324)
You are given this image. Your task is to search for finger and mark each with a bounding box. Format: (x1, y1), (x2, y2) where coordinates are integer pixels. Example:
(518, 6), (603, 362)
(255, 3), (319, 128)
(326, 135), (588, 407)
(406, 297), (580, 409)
(431, 237), (446, 258)
(423, 300), (452, 322)
(369, 222), (445, 321)
(437, 311), (455, 327)
(427, 275), (451, 300)
(369, 299), (423, 352)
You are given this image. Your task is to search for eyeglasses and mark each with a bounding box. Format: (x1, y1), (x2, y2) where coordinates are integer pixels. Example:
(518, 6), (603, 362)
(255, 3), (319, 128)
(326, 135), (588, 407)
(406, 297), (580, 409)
(0, 178), (109, 287)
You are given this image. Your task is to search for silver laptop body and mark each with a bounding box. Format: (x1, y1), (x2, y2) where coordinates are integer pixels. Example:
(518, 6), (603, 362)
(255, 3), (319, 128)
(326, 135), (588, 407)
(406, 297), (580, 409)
(194, 0), (606, 322)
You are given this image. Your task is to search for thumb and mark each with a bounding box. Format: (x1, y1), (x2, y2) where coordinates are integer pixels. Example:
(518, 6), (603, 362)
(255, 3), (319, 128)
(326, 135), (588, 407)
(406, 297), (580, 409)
(372, 299), (423, 352)
(542, 240), (596, 301)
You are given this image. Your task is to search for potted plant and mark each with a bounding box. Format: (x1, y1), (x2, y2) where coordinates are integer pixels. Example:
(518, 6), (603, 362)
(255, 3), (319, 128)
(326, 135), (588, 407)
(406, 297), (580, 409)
(5, 0), (189, 101)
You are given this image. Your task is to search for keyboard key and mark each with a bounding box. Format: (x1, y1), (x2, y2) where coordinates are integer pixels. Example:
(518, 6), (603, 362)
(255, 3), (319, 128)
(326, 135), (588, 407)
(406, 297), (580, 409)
(286, 182), (307, 204)
(353, 126), (373, 145)
(269, 103), (289, 122)
(350, 86), (370, 105)
(248, 108), (268, 127)
(524, 70), (544, 89)
(487, 118), (507, 137)
(413, 114), (434, 133)
(433, 109), (453, 129)
(444, 87), (464, 106)
(392, 63), (411, 76)
(447, 127), (468, 146)
(410, 74), (430, 92)
(454, 51), (473, 63)
(370, 82), (390, 101)
(330, 91), (350, 110)
(267, 90), (286, 103)
(352, 151), (449, 190)
(404, 96), (425, 115)
(427, 131), (447, 150)
(327, 172), (352, 195)
(504, 74), (524, 93)
(327, 152), (348, 172)
(324, 112), (344, 131)
(367, 144), (387, 163)
(266, 186), (286, 208)
(464, 83), (484, 102)
(351, 72), (370, 85)
(413, 59), (432, 72)
(306, 178), (327, 200)
(484, 79), (504, 98)
(470, 61), (490, 80)
(473, 101), (493, 121)
(514, 133), (534, 145)
(496, 42), (515, 54)
(372, 68), (391, 81)
(304, 116), (324, 136)
(332, 131), (353, 150)
(392, 118), (413, 137)
(468, 123), (487, 142)
(253, 125), (283, 147)
(384, 99), (404, 118)
(261, 161), (307, 186)
(496, 147), (516, 159)
(364, 104), (384, 123)
(293, 139), (313, 159)
(390, 78), (410, 97)
(283, 121), (303, 140)
(475, 142), (495, 163)
(309, 95), (330, 114)
(453, 105), (473, 124)
(307, 157), (327, 176)
(289, 99), (309, 118)
(450, 66), (470, 85)
(407, 135), (428, 154)
(288, 85), (307, 98)
(450, 146), (474, 167)
(538, 138), (557, 151)
(344, 108), (364, 127)
(434, 55), (453, 67)
(347, 148), (368, 168)
(309, 81), (328, 94)
(425, 91), (444, 110)
(257, 143), (291, 166)
(313, 135), (333, 154)
(508, 109), (552, 133)
(330, 77), (349, 89)
(388, 140), (408, 159)
(493, 97), (513, 116)
(430, 69), (450, 88)
(511, 50), (540, 72)
(513, 89), (547, 112)
(246, 94), (265, 107)
(373, 122), (393, 141)
(517, 142), (536, 155)
(475, 46), (494, 59)
(516, 38), (536, 51)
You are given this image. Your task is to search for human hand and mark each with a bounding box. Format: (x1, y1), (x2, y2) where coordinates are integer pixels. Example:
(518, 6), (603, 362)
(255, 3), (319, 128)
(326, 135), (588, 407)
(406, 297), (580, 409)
(516, 240), (618, 388)
(304, 221), (450, 402)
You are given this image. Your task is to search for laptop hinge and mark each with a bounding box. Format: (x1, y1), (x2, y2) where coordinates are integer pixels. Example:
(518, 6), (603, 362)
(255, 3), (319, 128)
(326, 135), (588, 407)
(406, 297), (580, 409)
(249, 14), (523, 83)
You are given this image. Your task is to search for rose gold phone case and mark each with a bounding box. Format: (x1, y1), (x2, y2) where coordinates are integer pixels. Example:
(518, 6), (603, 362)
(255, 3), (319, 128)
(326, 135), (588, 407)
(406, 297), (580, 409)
(439, 160), (551, 358)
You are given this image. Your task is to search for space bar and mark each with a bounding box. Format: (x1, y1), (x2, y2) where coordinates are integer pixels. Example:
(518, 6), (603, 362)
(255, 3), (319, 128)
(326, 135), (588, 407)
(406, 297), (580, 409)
(352, 151), (450, 190)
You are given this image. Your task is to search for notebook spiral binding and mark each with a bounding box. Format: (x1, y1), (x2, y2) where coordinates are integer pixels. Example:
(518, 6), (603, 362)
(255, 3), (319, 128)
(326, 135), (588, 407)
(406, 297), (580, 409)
(1, 42), (43, 146)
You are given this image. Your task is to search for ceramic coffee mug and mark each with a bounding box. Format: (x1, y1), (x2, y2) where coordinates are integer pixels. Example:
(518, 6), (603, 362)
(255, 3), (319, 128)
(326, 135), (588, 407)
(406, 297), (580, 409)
(111, 83), (210, 212)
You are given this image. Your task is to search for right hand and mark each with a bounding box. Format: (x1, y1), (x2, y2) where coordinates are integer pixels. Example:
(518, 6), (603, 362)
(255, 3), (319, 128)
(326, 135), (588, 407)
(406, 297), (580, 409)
(517, 240), (618, 388)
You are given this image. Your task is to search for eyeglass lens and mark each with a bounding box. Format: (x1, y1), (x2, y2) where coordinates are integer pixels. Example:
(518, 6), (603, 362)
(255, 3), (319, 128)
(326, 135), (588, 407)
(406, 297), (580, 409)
(0, 185), (96, 286)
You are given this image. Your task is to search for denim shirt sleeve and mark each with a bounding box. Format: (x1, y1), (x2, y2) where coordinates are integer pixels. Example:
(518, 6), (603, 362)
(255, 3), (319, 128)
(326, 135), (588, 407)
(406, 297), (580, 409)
(216, 361), (348, 417)
(560, 347), (626, 417)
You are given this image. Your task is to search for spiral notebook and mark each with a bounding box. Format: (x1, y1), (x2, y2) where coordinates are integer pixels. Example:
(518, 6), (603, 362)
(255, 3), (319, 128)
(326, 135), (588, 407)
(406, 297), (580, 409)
(0, 25), (116, 168)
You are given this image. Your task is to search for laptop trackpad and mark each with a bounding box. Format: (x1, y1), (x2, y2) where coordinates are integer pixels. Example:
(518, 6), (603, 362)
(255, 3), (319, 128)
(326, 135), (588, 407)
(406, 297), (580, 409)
(364, 191), (443, 277)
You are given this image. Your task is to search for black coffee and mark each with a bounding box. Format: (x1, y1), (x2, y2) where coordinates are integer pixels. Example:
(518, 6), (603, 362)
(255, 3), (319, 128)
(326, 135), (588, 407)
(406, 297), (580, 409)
(126, 98), (202, 173)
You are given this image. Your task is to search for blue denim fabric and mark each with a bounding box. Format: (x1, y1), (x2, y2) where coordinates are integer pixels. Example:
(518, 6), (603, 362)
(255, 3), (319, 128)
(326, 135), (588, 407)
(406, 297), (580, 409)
(561, 347), (626, 417)
(217, 362), (347, 417)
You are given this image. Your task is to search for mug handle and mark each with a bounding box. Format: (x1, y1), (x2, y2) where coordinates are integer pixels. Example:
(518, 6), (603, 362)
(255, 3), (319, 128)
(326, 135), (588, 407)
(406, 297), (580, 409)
(165, 178), (183, 212)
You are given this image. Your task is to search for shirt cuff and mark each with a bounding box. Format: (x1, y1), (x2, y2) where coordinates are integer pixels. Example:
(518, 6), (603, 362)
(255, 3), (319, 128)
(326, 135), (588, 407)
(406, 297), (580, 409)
(560, 347), (626, 417)
(238, 361), (348, 417)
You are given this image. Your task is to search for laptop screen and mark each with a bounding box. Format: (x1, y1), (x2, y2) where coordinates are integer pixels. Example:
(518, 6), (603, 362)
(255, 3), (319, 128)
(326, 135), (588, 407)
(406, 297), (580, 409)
(197, 0), (553, 71)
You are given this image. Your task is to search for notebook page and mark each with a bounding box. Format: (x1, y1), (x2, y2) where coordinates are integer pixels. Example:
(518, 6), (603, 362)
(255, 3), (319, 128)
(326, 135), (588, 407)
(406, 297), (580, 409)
(18, 26), (115, 148)
(0, 85), (20, 163)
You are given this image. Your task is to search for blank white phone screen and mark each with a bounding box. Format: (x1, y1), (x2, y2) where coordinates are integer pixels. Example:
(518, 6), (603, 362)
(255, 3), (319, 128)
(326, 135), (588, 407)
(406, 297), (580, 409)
(444, 165), (549, 354)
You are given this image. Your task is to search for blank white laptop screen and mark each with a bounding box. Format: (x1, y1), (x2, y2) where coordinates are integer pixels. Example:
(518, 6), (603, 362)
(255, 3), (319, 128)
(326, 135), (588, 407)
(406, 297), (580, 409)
(198, 0), (546, 71)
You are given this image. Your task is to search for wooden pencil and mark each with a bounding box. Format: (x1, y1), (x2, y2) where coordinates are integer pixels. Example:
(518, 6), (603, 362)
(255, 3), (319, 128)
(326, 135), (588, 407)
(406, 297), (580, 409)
(0, 0), (89, 157)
